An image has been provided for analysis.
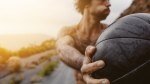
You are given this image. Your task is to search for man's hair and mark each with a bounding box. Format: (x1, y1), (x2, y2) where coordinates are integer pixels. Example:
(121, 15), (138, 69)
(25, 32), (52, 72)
(75, 0), (91, 14)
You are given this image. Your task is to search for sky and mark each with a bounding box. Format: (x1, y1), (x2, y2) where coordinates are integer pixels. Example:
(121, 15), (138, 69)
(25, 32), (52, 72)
(0, 0), (133, 37)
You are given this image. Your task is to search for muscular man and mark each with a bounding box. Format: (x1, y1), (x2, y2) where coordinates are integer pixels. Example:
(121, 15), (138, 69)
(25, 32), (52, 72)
(56, 0), (111, 84)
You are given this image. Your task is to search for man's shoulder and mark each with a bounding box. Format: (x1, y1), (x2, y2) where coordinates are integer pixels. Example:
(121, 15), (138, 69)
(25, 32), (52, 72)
(57, 25), (78, 38)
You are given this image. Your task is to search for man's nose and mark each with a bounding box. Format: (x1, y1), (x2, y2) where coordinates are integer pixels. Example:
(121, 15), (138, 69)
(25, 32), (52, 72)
(105, 1), (111, 7)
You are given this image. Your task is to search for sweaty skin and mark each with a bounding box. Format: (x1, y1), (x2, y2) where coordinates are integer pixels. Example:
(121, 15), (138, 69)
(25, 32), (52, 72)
(56, 0), (111, 84)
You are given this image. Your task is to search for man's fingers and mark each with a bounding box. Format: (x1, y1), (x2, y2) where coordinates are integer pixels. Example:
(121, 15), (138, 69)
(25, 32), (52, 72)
(85, 46), (96, 58)
(82, 46), (109, 84)
(81, 60), (105, 74)
(83, 75), (110, 84)
(83, 46), (105, 74)
(83, 56), (91, 64)
(83, 46), (96, 64)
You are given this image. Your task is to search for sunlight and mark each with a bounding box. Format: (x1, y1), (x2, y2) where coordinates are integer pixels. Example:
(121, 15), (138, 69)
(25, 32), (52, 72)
(0, 0), (60, 37)
(0, 0), (133, 37)
(0, 0), (133, 50)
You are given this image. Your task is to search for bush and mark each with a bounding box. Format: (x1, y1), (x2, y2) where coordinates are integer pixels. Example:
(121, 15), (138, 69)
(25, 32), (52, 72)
(9, 75), (23, 84)
(7, 56), (21, 72)
(38, 61), (58, 77)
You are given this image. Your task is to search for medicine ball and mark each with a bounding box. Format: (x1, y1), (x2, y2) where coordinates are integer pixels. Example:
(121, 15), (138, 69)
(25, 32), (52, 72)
(92, 13), (150, 84)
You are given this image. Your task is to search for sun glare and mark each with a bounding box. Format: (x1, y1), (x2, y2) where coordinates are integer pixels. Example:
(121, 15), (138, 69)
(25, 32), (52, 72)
(0, 0), (133, 37)
(0, 0), (64, 37)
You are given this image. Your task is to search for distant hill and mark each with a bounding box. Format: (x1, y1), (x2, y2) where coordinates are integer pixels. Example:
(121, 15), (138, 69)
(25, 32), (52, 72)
(0, 34), (52, 51)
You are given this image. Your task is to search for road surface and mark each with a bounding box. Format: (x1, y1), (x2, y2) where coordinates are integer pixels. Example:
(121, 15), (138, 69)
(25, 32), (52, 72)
(42, 62), (76, 84)
(0, 50), (76, 84)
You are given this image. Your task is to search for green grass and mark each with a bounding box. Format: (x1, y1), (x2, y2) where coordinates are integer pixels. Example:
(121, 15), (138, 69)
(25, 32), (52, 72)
(47, 49), (58, 58)
(38, 61), (58, 77)
(38, 49), (58, 64)
(9, 77), (22, 84)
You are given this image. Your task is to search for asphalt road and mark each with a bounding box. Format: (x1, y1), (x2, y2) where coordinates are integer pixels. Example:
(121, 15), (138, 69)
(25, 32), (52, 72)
(42, 62), (76, 84)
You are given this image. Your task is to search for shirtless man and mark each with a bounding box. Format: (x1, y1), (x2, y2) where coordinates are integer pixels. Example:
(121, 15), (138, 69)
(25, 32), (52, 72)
(56, 0), (111, 84)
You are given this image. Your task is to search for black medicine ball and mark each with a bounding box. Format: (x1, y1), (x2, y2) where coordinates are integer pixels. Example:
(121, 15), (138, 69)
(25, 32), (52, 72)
(92, 13), (150, 84)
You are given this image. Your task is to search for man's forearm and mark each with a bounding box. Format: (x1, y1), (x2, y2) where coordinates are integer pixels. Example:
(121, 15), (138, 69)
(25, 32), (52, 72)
(58, 45), (84, 71)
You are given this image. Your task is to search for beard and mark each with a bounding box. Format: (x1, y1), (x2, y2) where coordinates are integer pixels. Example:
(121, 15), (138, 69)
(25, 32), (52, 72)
(95, 13), (109, 20)
(90, 6), (110, 20)
(94, 6), (110, 20)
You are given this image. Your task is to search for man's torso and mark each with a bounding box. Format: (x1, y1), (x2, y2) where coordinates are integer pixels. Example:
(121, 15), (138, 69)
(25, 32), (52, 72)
(59, 24), (107, 84)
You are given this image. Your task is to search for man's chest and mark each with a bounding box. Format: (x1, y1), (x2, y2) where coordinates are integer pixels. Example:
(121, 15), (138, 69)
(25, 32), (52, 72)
(63, 24), (106, 54)
(73, 32), (101, 54)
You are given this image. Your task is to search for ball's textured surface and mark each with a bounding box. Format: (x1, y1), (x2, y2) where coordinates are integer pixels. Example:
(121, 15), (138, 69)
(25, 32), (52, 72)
(92, 13), (150, 84)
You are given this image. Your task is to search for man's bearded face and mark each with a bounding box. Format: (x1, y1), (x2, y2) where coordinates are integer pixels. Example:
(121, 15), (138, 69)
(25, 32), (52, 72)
(89, 0), (111, 20)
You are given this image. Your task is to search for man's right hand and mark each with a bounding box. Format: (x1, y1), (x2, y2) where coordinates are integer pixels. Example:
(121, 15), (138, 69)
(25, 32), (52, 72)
(81, 46), (110, 84)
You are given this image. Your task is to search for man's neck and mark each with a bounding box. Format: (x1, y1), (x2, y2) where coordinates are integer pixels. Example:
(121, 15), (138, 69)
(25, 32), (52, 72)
(78, 13), (102, 35)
